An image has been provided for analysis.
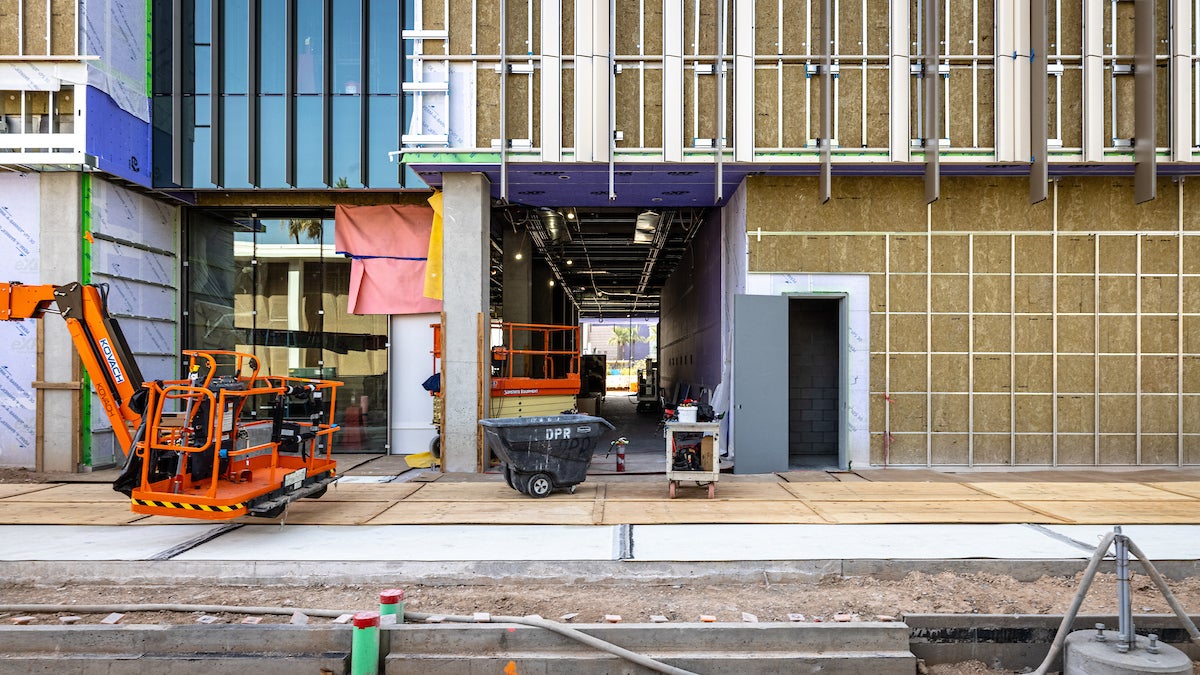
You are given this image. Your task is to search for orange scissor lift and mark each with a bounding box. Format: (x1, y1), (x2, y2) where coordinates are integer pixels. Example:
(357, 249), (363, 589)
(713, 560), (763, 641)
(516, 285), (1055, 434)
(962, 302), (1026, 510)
(1, 281), (339, 520)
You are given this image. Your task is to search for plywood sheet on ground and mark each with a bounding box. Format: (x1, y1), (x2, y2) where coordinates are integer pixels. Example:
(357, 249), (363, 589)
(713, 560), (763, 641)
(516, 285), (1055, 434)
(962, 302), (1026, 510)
(249, 500), (394, 525)
(0, 502), (142, 525)
(366, 500), (597, 525)
(967, 482), (1194, 501)
(605, 482), (796, 501)
(777, 471), (840, 482)
(807, 500), (1062, 524)
(1019, 501), (1200, 524)
(405, 482), (600, 501)
(0, 484), (55, 499)
(323, 483), (424, 501)
(853, 470), (965, 482)
(783, 482), (992, 501)
(3, 484), (129, 502)
(600, 500), (824, 524)
(339, 455), (415, 476)
(1144, 482), (1200, 499)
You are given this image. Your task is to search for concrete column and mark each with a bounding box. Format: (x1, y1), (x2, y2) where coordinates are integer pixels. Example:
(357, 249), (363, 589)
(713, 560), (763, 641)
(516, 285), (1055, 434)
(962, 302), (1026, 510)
(39, 173), (82, 473)
(440, 173), (491, 473)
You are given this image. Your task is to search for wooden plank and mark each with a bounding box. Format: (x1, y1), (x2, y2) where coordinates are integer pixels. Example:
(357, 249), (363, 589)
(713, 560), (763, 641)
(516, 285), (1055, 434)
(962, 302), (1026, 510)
(591, 483), (606, 524)
(1148, 482), (1200, 499)
(851, 469), (965, 482)
(0, 484), (57, 499)
(600, 500), (825, 525)
(809, 500), (1061, 524)
(366, 500), (596, 525)
(776, 471), (840, 483)
(782, 482), (993, 501)
(605, 482), (797, 501)
(967, 482), (1196, 502)
(1019, 501), (1200, 524)
(404, 482), (601, 501)
(0, 502), (142, 525)
(321, 483), (424, 501)
(3, 484), (129, 503)
(248, 500), (394, 525)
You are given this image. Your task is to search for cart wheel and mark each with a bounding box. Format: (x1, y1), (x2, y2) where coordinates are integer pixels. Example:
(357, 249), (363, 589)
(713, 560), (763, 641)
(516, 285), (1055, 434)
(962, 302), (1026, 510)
(526, 473), (554, 498)
(568, 485), (577, 494)
(668, 481), (676, 499)
(707, 482), (716, 499)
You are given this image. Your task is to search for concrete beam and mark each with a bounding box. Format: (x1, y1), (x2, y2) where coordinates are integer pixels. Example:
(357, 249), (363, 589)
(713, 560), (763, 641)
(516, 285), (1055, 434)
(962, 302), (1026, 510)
(440, 173), (492, 472)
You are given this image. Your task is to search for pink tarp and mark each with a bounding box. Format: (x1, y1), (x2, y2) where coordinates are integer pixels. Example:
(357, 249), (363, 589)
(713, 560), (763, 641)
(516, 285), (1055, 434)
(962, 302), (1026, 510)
(334, 204), (443, 315)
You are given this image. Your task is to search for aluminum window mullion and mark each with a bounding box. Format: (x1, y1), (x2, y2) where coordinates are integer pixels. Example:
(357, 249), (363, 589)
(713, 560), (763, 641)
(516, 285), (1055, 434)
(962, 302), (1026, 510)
(212, 0), (223, 187)
(172, 0), (183, 185)
(249, 0), (260, 187)
(322, 0), (333, 187)
(286, 0), (297, 187)
(923, 0), (940, 203)
(360, 0), (370, 186)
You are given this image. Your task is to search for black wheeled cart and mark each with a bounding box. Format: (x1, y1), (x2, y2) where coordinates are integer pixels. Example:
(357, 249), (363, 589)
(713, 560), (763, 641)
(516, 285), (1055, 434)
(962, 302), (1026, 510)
(480, 415), (614, 498)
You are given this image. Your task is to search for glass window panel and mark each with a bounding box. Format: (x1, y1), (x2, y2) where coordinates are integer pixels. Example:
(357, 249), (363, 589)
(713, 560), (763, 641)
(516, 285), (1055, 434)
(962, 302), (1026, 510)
(333, 0), (361, 94)
(295, 96), (324, 187)
(222, 96), (251, 187)
(194, 0), (212, 43)
(222, 0), (250, 94)
(191, 126), (215, 188)
(367, 95), (400, 188)
(332, 96), (361, 187)
(259, 96), (287, 187)
(368, 0), (399, 94)
(259, 0), (287, 94)
(187, 216), (238, 351)
(297, 0), (324, 95)
(194, 93), (211, 126)
(194, 45), (211, 95)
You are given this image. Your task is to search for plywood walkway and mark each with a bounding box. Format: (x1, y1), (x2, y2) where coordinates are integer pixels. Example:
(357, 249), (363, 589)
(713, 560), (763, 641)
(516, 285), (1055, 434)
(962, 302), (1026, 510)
(2, 473), (1199, 526)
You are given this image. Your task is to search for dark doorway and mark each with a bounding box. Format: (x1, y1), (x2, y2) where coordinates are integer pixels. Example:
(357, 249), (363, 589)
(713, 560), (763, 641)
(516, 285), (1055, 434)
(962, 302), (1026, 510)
(788, 298), (840, 468)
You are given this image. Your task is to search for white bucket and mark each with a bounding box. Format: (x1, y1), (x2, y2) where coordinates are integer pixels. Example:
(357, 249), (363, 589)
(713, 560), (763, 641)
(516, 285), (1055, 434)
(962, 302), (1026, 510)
(677, 405), (697, 423)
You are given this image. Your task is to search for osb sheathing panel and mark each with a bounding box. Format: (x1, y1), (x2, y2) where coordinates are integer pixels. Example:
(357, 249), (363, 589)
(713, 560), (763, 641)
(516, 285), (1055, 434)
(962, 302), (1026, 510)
(974, 394), (1011, 433)
(936, 179), (1052, 232)
(1057, 235), (1095, 273)
(1057, 68), (1084, 149)
(1142, 237), (1180, 274)
(870, 353), (886, 394)
(890, 235), (928, 273)
(1054, 435), (1093, 465)
(1057, 178), (1181, 232)
(931, 393), (968, 432)
(886, 433), (929, 464)
(1098, 356), (1136, 393)
(781, 64), (812, 147)
(974, 315), (1011, 353)
(562, 69), (574, 148)
(889, 354), (927, 393)
(930, 275), (968, 313)
(0, 0), (17, 55)
(1189, 437), (1200, 465)
(694, 71), (717, 140)
(51, 0), (72, 55)
(948, 0), (993, 55)
(1184, 359), (1200, 395)
(864, 68), (890, 147)
(477, 0), (501, 53)
(1141, 316), (1178, 354)
(506, 73), (531, 140)
(1099, 277), (1137, 313)
(1056, 354), (1094, 393)
(932, 236), (969, 273)
(973, 355), (1010, 393)
(889, 393), (928, 433)
(931, 434), (969, 464)
(1099, 315), (1137, 353)
(476, 67), (500, 146)
(21, 0), (47, 55)
(974, 275), (1012, 313)
(931, 353), (969, 392)
(745, 176), (927, 234)
(1053, 0), (1083, 55)
(755, 70), (780, 147)
(1098, 236), (1137, 273)
(642, 68), (664, 147)
(930, 315), (969, 352)
(1015, 354), (1053, 392)
(1140, 435), (1179, 465)
(1057, 315), (1095, 354)
(1015, 236), (1053, 273)
(1014, 315), (1053, 353)
(838, 67), (864, 148)
(973, 434), (1012, 464)
(1098, 435), (1137, 465)
(503, 0), (532, 54)
(1187, 317), (1200, 353)
(1013, 276), (1052, 313)
(1015, 395), (1053, 433)
(1142, 356), (1178, 394)
(1057, 395), (1095, 433)
(1141, 395), (1178, 434)
(1015, 434), (1054, 465)
(972, 236), (1010, 273)
(889, 274), (926, 312)
(1142, 276), (1178, 314)
(614, 0), (641, 54)
(1057, 276), (1095, 313)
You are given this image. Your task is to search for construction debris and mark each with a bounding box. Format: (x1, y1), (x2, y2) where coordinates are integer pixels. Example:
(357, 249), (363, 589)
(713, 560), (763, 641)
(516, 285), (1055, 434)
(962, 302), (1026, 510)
(100, 613), (124, 625)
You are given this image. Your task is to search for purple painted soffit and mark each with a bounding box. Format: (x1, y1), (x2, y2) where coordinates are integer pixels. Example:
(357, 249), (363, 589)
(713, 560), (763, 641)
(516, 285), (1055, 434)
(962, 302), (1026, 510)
(409, 161), (1200, 209)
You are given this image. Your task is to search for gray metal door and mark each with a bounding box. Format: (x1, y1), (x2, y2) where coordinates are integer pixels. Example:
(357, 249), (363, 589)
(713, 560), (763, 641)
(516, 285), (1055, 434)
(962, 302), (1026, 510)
(732, 294), (790, 474)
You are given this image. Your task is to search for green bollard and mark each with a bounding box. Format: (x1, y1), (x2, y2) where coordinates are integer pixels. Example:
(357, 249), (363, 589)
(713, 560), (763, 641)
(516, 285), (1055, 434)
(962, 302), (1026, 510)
(379, 588), (405, 624)
(351, 611), (380, 675)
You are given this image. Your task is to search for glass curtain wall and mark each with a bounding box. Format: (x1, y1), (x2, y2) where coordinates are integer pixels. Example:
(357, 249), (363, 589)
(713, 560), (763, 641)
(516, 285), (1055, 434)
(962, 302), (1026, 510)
(186, 214), (389, 453)
(154, 0), (418, 189)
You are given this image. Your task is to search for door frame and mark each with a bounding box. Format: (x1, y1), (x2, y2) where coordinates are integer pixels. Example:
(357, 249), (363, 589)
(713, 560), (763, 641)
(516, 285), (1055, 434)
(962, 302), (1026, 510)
(783, 293), (847, 469)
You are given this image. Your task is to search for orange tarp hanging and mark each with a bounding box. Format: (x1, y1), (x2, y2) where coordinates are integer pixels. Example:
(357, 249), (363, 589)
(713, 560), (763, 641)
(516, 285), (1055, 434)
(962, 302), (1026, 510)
(334, 204), (443, 315)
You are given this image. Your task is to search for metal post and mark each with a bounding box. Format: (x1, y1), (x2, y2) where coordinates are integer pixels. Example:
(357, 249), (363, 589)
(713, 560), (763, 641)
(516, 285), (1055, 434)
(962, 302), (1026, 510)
(1114, 526), (1135, 652)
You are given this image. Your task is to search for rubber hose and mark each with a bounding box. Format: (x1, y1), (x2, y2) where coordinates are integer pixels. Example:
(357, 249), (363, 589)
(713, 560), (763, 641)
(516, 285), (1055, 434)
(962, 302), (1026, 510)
(1123, 538), (1200, 643)
(1030, 531), (1116, 675)
(0, 604), (699, 675)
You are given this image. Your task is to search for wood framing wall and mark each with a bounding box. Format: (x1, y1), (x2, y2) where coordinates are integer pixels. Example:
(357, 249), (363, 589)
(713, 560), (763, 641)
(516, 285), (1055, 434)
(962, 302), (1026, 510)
(746, 175), (1200, 468)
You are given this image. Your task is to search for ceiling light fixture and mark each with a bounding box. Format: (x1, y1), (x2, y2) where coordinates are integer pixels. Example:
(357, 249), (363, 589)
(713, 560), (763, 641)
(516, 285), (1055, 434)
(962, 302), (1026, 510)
(514, 252), (523, 260)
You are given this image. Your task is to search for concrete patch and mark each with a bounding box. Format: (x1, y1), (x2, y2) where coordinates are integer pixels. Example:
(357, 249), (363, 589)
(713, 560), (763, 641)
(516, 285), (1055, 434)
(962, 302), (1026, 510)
(0, 525), (229, 561)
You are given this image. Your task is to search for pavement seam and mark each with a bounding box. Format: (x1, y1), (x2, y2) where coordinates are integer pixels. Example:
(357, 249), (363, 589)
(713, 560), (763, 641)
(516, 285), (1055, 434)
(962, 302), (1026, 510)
(1022, 523), (1099, 554)
(147, 524), (244, 560)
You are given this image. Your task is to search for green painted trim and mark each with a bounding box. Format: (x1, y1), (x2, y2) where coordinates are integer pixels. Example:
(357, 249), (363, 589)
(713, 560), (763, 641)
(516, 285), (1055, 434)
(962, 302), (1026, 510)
(80, 174), (93, 467)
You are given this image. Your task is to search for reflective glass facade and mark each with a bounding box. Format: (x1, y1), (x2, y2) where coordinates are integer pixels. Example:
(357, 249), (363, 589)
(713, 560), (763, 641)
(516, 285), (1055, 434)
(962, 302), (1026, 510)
(153, 0), (419, 189)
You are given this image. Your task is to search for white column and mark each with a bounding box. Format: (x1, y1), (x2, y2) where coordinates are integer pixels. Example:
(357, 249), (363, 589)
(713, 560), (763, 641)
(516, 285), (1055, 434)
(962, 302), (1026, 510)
(541, 0), (563, 161)
(1171, 0), (1194, 162)
(591, 0), (612, 163)
(663, 0), (684, 162)
(574, 0), (594, 161)
(287, 261), (301, 371)
(440, 172), (491, 473)
(1082, 0), (1104, 161)
(733, 0), (754, 163)
(889, 0), (910, 162)
(1013, 0), (1031, 161)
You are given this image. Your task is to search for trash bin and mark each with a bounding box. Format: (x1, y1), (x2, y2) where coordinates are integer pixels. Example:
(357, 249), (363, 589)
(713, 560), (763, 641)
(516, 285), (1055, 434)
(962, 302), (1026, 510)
(479, 415), (614, 498)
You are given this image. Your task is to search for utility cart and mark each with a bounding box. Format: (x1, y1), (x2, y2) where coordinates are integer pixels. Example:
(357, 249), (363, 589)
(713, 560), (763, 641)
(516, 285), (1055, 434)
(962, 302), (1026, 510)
(664, 421), (720, 498)
(480, 415), (614, 498)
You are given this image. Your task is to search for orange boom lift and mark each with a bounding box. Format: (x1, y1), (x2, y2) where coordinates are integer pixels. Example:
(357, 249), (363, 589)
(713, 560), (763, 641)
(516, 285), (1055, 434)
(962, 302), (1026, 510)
(1, 281), (339, 520)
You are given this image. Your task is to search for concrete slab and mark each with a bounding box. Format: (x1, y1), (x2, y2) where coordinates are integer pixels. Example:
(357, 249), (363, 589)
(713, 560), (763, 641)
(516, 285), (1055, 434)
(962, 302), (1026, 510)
(0, 525), (228, 561)
(1041, 525), (1200, 559)
(629, 524), (1089, 561)
(173, 524), (621, 561)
